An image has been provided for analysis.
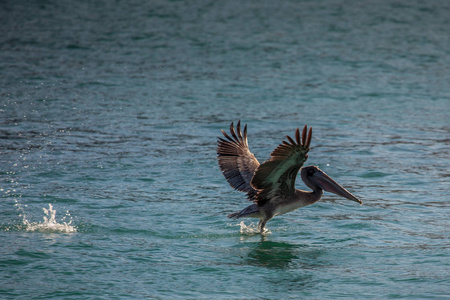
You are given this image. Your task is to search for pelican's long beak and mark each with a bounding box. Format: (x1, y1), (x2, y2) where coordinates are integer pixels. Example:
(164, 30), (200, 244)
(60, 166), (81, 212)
(313, 170), (362, 204)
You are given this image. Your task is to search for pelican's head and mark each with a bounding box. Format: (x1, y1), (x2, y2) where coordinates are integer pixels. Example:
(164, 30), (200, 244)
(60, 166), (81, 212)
(301, 166), (362, 204)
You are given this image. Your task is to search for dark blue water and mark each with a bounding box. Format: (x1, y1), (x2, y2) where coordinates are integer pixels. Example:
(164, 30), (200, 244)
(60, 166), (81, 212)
(1, 0), (449, 298)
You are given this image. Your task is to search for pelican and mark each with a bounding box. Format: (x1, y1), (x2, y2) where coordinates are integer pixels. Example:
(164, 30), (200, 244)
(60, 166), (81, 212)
(217, 121), (362, 233)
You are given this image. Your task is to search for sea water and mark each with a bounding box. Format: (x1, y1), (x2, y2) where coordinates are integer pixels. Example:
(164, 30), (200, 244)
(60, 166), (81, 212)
(1, 0), (449, 298)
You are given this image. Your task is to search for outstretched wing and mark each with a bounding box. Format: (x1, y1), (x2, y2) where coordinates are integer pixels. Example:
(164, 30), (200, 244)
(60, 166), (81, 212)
(251, 125), (312, 206)
(217, 121), (260, 199)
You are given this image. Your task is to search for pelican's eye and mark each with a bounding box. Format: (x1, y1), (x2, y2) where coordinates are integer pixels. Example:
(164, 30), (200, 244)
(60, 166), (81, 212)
(307, 169), (315, 176)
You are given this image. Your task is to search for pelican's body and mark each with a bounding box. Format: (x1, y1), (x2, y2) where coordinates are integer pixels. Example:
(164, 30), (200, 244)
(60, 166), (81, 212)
(217, 121), (362, 232)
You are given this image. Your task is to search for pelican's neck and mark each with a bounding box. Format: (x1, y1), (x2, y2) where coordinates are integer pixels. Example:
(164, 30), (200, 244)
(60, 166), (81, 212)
(295, 188), (323, 206)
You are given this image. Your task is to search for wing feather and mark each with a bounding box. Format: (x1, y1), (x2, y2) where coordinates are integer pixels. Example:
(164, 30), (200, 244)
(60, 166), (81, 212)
(251, 126), (312, 206)
(217, 121), (260, 199)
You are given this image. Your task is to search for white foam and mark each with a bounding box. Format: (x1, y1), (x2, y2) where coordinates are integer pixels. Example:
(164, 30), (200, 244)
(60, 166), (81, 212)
(236, 221), (271, 236)
(23, 204), (77, 233)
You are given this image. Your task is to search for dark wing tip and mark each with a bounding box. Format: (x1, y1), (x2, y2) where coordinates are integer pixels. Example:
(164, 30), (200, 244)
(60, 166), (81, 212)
(286, 135), (296, 145)
(220, 128), (236, 144)
(301, 125), (307, 145)
(285, 125), (311, 147)
(229, 121), (237, 139)
(236, 120), (243, 141)
(295, 128), (300, 144)
(306, 127), (312, 148)
(243, 124), (248, 145)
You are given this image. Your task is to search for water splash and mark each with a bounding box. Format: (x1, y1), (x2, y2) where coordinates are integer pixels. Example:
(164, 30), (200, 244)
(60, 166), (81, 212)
(237, 221), (271, 236)
(22, 204), (77, 233)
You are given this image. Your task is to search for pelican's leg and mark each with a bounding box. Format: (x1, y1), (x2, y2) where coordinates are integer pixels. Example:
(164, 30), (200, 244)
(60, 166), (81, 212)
(258, 220), (267, 233)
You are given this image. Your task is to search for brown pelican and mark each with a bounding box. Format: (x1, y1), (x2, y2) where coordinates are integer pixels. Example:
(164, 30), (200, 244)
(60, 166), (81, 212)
(217, 121), (362, 233)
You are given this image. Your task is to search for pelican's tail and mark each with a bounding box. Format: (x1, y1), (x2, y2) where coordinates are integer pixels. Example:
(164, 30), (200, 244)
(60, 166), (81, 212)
(228, 204), (259, 219)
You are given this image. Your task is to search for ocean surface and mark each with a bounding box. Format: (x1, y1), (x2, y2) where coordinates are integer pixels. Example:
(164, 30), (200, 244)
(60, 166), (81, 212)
(1, 0), (449, 298)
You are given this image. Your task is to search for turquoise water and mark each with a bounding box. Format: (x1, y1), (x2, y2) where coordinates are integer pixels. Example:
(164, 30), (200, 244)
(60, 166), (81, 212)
(1, 0), (449, 298)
